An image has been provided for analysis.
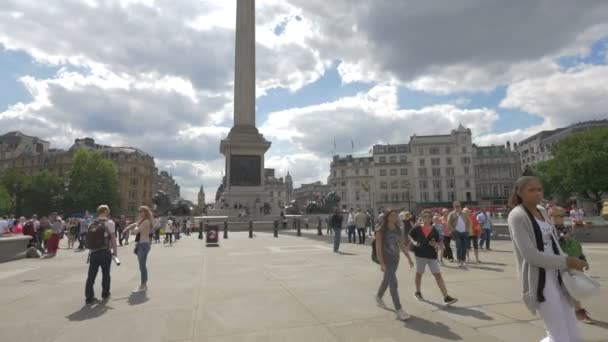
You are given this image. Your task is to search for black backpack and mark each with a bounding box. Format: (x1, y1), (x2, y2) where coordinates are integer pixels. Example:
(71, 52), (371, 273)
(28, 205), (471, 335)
(23, 221), (35, 236)
(86, 219), (108, 251)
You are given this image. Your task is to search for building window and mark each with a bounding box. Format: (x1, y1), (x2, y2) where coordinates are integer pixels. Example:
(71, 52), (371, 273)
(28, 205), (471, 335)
(380, 182), (388, 189)
(130, 178), (138, 186)
(356, 191), (360, 200)
(466, 192), (472, 202)
(419, 180), (428, 190)
(446, 179), (455, 189)
(401, 180), (408, 188)
(380, 169), (387, 176)
(390, 169), (398, 176)
(391, 181), (399, 189)
(434, 191), (442, 202)
(431, 158), (440, 166)
(389, 147), (396, 153)
(433, 180), (442, 189)
(355, 180), (360, 186)
(341, 170), (345, 177)
(399, 155), (407, 163)
(432, 168), (441, 177)
(503, 184), (511, 196)
(355, 169), (359, 175)
(446, 157), (452, 165)
(430, 147), (440, 155)
(379, 156), (386, 163)
(129, 190), (137, 199)
(398, 146), (407, 153)
(391, 193), (400, 202)
(464, 166), (470, 175)
(448, 191), (455, 202)
(461, 157), (471, 164)
(378, 147), (385, 153)
(418, 148), (424, 155)
(270, 191), (274, 197)
(462, 147), (467, 153)
(341, 181), (346, 186)
(365, 168), (369, 175)
(445, 147), (451, 154)
(493, 186), (498, 197)
(389, 156), (397, 163)
(400, 168), (408, 175)
(419, 159), (425, 166)
(421, 192), (429, 203)
(381, 193), (388, 202)
(401, 192), (409, 201)
(446, 167), (455, 177)
(418, 168), (427, 177)
(465, 179), (471, 188)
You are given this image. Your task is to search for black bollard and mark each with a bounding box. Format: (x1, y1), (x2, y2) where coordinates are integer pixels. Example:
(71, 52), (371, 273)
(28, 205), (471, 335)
(198, 222), (204, 240)
(292, 218), (296, 230)
(223, 221), (228, 239)
(317, 219), (322, 236)
(249, 220), (253, 238)
(305, 220), (309, 230)
(274, 219), (278, 238)
(297, 222), (301, 236)
(283, 220), (287, 230)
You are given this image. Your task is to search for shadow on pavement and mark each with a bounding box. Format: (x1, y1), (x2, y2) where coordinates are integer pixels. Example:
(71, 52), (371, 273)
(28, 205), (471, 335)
(466, 265), (504, 273)
(591, 320), (608, 329)
(425, 301), (494, 321)
(403, 317), (461, 340)
(128, 292), (149, 305)
(66, 302), (113, 321)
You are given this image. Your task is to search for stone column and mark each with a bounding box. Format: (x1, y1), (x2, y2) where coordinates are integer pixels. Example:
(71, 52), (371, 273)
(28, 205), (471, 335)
(234, 0), (255, 127)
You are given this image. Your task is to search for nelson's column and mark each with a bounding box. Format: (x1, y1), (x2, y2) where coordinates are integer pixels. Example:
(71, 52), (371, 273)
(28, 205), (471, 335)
(219, 0), (271, 211)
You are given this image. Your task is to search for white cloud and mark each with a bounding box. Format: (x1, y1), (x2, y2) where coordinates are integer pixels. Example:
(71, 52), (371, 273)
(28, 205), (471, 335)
(500, 64), (608, 127)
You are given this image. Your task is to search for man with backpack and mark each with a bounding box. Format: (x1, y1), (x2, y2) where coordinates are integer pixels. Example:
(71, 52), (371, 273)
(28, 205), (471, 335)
(84, 205), (118, 305)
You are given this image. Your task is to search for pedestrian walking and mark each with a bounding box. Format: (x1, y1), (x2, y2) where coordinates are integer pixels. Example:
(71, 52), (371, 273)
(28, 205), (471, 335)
(440, 208), (454, 262)
(478, 209), (493, 250)
(164, 218), (173, 245)
(374, 209), (414, 321)
(466, 208), (481, 263)
(410, 210), (458, 306)
(123, 206), (153, 293)
(355, 208), (367, 244)
(432, 214), (445, 265)
(84, 205), (118, 305)
(508, 176), (588, 342)
(46, 212), (64, 257)
(67, 218), (79, 249)
(329, 208), (344, 253)
(347, 209), (356, 243)
(447, 202), (471, 268)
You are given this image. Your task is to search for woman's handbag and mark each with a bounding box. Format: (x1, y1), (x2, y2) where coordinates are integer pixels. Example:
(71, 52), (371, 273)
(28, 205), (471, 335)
(562, 270), (601, 301)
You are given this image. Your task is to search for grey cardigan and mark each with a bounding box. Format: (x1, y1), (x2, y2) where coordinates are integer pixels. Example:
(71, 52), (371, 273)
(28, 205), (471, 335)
(508, 205), (569, 314)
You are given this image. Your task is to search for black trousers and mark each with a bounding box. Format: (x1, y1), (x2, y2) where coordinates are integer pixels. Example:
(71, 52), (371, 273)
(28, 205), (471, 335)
(443, 235), (454, 261)
(85, 250), (112, 301)
(357, 228), (366, 244)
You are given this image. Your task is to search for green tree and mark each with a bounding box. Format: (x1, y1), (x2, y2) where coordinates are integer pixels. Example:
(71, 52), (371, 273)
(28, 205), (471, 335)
(21, 171), (66, 216)
(537, 127), (608, 209)
(0, 184), (11, 214)
(66, 149), (120, 214)
(1, 169), (29, 216)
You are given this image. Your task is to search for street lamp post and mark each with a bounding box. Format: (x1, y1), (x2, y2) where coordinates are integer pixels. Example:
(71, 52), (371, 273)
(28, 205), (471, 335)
(11, 182), (17, 215)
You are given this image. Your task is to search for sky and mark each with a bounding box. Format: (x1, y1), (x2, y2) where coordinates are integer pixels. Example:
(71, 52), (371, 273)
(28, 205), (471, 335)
(1, 0), (607, 203)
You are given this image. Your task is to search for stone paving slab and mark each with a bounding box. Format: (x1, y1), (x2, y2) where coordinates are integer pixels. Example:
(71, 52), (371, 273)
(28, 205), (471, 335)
(0, 230), (607, 342)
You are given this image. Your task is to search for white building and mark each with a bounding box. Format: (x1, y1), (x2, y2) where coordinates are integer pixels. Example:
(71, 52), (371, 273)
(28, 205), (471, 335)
(0, 131), (50, 160)
(329, 125), (478, 212)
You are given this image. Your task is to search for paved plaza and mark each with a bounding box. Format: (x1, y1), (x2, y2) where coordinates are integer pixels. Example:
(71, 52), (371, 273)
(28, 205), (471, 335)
(1, 231), (607, 342)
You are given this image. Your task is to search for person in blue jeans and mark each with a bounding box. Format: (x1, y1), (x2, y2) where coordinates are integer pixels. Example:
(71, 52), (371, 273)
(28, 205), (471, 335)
(329, 208), (344, 253)
(85, 205), (117, 305)
(447, 201), (472, 268)
(123, 206), (154, 293)
(477, 210), (493, 250)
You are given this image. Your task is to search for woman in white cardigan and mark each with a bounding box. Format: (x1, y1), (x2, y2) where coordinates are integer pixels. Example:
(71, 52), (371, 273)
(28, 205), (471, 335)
(507, 176), (587, 342)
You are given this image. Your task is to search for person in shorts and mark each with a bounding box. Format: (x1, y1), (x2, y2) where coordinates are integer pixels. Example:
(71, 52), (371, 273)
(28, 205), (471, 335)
(409, 210), (458, 306)
(432, 214), (445, 265)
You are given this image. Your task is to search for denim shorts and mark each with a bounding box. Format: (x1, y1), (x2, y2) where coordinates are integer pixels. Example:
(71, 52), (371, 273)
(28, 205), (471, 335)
(416, 257), (441, 274)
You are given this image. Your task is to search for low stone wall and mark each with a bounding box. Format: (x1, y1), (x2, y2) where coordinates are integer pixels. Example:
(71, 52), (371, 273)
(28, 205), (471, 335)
(492, 223), (608, 243)
(0, 235), (31, 263)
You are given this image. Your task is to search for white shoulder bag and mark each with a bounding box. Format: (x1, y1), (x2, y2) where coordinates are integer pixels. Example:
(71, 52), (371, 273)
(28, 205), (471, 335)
(561, 270), (601, 301)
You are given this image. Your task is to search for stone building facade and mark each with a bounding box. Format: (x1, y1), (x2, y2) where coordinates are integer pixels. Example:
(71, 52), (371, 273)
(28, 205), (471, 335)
(517, 120), (608, 171)
(197, 185), (206, 207)
(0, 134), (158, 215)
(153, 170), (181, 202)
(329, 125), (479, 212)
(0, 131), (50, 161)
(474, 144), (521, 205)
(294, 181), (331, 207)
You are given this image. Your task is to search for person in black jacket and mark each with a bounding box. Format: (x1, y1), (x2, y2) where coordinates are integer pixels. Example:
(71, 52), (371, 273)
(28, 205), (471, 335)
(329, 208), (344, 253)
(409, 210), (458, 306)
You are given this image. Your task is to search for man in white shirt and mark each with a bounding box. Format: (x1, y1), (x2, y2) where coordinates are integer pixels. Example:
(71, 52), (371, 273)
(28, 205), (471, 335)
(447, 201), (472, 267)
(347, 209), (356, 243)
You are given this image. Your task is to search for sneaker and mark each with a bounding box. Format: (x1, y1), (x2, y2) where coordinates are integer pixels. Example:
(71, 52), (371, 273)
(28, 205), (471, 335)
(101, 293), (111, 301)
(132, 286), (147, 293)
(414, 292), (424, 301)
(396, 309), (411, 321)
(576, 309), (593, 324)
(444, 296), (458, 306)
(86, 298), (100, 305)
(375, 295), (386, 308)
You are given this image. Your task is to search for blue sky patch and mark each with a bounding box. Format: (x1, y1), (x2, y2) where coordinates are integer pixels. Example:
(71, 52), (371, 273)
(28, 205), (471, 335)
(557, 36), (608, 70)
